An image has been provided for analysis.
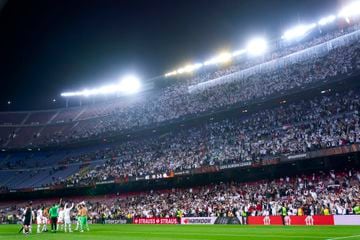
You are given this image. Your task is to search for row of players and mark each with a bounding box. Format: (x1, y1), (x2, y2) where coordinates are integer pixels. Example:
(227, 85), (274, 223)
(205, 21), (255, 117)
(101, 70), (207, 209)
(22, 199), (89, 234)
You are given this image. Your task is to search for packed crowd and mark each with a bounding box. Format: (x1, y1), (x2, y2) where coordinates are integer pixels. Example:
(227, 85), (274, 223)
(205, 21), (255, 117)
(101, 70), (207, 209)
(114, 169), (360, 218)
(1, 87), (359, 188)
(1, 169), (359, 224)
(43, 38), (360, 147)
(186, 22), (360, 86)
(1, 24), (360, 148)
(53, 88), (360, 186)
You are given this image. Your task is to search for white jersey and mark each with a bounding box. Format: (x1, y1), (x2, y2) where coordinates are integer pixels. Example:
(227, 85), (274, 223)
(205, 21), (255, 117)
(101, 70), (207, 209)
(37, 209), (43, 219)
(37, 209), (43, 218)
(64, 203), (74, 224)
(58, 210), (65, 221)
(262, 210), (269, 216)
(64, 205), (73, 219)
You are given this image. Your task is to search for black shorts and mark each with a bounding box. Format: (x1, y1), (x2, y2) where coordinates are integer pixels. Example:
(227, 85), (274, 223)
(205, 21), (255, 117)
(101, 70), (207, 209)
(24, 217), (31, 226)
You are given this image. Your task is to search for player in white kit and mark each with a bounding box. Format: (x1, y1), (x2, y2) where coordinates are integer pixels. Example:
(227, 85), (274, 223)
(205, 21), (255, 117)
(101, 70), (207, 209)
(36, 207), (44, 234)
(57, 207), (65, 231)
(64, 202), (74, 232)
(262, 209), (270, 225)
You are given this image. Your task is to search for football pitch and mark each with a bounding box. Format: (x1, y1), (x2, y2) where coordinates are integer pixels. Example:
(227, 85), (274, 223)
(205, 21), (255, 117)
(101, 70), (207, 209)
(0, 224), (360, 240)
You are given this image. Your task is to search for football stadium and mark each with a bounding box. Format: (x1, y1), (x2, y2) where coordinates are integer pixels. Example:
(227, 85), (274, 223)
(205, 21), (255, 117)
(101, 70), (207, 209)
(1, 0), (360, 239)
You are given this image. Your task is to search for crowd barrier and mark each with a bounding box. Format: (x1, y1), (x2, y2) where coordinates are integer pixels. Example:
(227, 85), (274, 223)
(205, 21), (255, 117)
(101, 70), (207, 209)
(179, 215), (360, 225)
(3, 215), (360, 225)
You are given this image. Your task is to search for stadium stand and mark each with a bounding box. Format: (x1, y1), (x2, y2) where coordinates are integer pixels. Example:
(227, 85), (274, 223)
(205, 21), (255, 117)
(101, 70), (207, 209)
(0, 23), (360, 149)
(0, 169), (359, 223)
(0, 17), (360, 230)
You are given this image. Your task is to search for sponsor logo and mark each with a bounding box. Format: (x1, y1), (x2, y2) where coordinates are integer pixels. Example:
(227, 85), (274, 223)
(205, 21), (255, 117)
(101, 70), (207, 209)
(219, 162), (252, 170)
(133, 218), (178, 224)
(104, 219), (127, 224)
(287, 153), (307, 160)
(181, 217), (217, 224)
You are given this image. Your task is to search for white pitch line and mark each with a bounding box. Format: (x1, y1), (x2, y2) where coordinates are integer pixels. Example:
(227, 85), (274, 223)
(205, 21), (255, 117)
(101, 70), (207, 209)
(327, 235), (360, 240)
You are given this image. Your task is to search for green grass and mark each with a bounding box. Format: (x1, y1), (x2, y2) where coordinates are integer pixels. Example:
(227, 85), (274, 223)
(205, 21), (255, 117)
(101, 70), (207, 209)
(0, 224), (360, 240)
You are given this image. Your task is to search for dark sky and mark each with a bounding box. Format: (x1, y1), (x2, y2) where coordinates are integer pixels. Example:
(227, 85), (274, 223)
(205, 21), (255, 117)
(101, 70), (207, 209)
(0, 0), (343, 111)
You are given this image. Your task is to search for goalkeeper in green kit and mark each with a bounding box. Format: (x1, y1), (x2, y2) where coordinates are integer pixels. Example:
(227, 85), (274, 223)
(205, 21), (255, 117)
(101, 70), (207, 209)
(49, 199), (62, 233)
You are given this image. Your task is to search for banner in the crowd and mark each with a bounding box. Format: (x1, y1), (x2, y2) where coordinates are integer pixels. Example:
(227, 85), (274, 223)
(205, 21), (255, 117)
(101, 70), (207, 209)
(180, 217), (217, 225)
(33, 187), (50, 191)
(95, 180), (115, 185)
(133, 217), (178, 224)
(219, 162), (251, 170)
(334, 215), (360, 225)
(282, 144), (360, 163)
(248, 215), (334, 225)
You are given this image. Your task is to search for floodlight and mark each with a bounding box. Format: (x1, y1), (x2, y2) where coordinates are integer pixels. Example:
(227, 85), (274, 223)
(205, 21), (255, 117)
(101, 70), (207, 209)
(246, 38), (268, 56)
(232, 49), (247, 57)
(281, 23), (317, 40)
(165, 71), (177, 77)
(119, 75), (141, 94)
(318, 15), (336, 26)
(61, 75), (141, 97)
(338, 1), (360, 19)
(204, 52), (232, 66)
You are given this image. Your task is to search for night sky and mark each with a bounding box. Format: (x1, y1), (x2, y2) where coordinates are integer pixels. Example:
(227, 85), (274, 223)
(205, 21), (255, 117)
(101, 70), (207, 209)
(0, 0), (343, 111)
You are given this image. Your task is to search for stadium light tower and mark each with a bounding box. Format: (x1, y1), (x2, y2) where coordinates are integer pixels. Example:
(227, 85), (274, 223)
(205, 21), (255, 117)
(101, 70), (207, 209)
(318, 15), (336, 26)
(204, 52), (232, 66)
(61, 75), (142, 98)
(338, 1), (360, 22)
(119, 75), (141, 94)
(246, 38), (268, 56)
(281, 23), (317, 41)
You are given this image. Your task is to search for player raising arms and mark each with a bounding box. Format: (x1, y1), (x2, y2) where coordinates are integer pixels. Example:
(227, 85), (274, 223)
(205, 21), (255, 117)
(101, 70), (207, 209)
(64, 202), (74, 233)
(58, 206), (65, 231)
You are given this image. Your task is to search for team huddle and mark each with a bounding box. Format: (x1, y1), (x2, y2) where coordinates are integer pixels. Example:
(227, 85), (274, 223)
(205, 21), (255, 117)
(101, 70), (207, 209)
(21, 199), (90, 235)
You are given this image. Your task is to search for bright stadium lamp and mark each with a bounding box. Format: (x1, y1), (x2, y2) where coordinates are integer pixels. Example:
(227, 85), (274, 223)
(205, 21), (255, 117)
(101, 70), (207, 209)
(165, 71), (177, 77)
(204, 52), (232, 66)
(281, 23), (317, 40)
(338, 1), (360, 21)
(246, 38), (268, 56)
(61, 75), (141, 97)
(165, 63), (203, 77)
(232, 49), (247, 57)
(119, 75), (141, 94)
(318, 15), (336, 26)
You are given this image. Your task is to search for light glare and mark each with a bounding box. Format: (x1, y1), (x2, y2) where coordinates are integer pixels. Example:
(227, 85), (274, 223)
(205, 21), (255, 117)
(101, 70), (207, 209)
(232, 49), (247, 57)
(318, 15), (336, 26)
(338, 1), (360, 19)
(246, 38), (268, 56)
(61, 75), (141, 97)
(204, 52), (232, 66)
(119, 75), (141, 94)
(282, 23), (317, 40)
